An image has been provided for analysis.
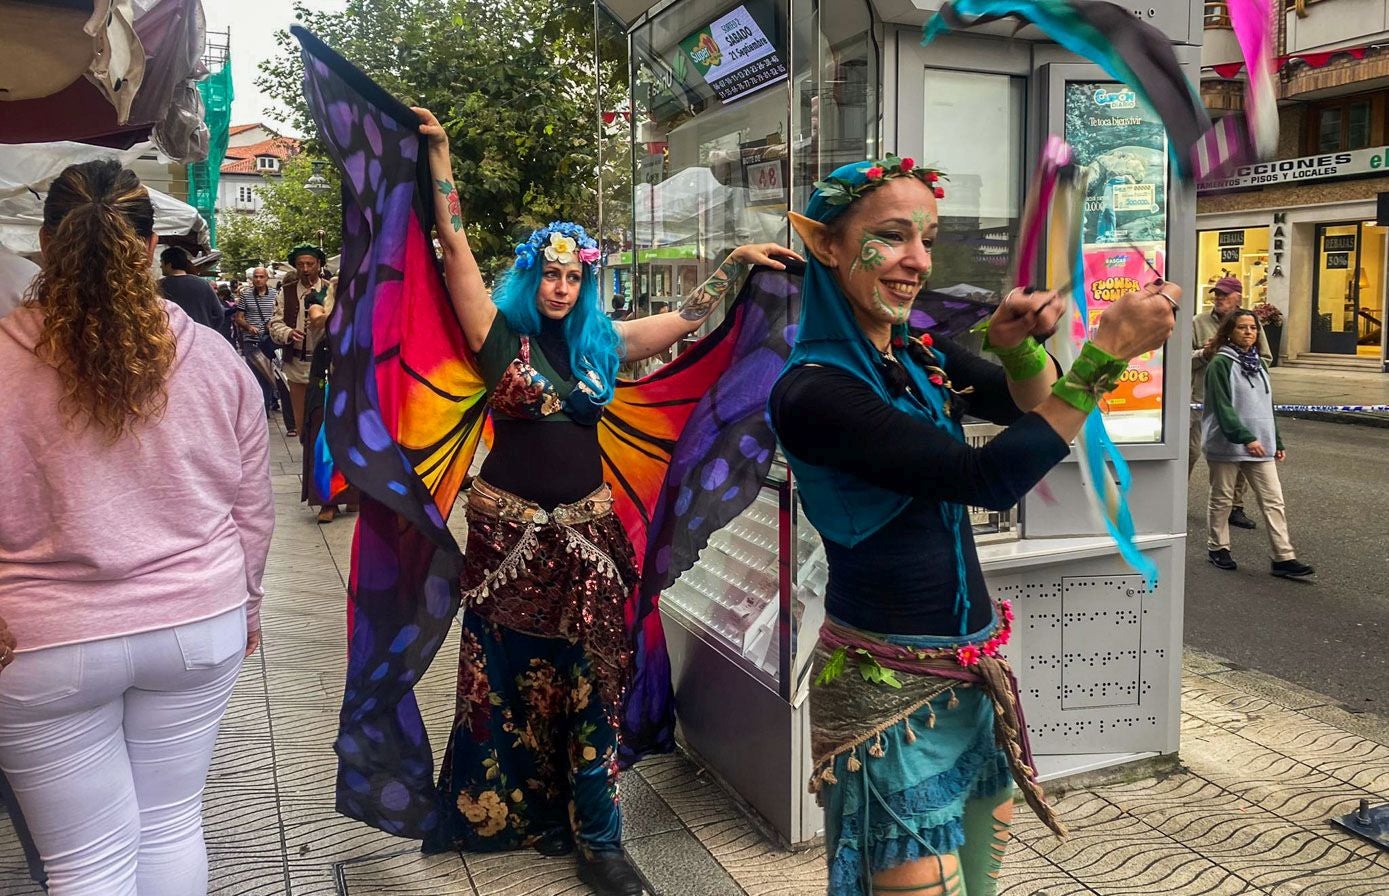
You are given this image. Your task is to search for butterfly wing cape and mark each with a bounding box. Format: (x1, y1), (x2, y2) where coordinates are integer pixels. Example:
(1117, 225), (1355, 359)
(910, 288), (997, 335)
(294, 27), (806, 837)
(295, 26), (486, 839)
(604, 264), (802, 760)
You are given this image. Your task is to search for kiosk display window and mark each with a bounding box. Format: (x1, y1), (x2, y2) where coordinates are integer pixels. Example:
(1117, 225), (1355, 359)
(630, 0), (793, 335)
(921, 69), (1026, 303)
(628, 0), (875, 345)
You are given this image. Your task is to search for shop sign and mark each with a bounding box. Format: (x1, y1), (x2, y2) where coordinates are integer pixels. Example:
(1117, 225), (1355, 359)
(1326, 252), (1351, 269)
(1220, 247), (1241, 263)
(1218, 230), (1244, 247)
(679, 2), (788, 104)
(1324, 234), (1356, 251)
(1198, 146), (1389, 192)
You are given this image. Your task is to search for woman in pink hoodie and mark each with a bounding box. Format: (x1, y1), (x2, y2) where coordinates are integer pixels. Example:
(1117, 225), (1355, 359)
(0, 160), (273, 895)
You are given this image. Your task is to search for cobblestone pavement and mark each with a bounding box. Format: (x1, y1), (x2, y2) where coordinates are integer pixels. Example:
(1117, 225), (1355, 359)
(2, 420), (1386, 895)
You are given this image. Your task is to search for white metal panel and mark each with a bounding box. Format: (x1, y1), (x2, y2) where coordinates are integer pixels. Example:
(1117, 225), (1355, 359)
(1284, 0), (1389, 55)
(988, 545), (1180, 758)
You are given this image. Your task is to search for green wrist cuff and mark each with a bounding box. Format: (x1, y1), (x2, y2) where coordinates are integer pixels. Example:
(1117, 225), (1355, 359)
(986, 335), (1049, 380)
(1051, 341), (1128, 414)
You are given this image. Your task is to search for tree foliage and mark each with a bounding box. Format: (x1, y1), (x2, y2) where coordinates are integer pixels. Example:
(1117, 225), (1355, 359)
(216, 154), (343, 277)
(258, 0), (630, 278)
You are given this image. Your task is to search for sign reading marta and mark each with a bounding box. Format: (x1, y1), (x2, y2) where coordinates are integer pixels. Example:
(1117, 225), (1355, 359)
(1199, 146), (1389, 192)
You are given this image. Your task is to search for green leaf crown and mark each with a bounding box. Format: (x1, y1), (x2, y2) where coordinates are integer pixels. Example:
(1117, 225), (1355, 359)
(812, 153), (948, 207)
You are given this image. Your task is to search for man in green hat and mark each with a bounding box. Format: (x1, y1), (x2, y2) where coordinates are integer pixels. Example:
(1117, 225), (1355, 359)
(269, 244), (330, 427)
(269, 242), (348, 522)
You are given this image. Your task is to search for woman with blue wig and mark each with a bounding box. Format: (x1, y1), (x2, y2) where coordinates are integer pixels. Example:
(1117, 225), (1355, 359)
(768, 156), (1181, 896)
(413, 108), (800, 895)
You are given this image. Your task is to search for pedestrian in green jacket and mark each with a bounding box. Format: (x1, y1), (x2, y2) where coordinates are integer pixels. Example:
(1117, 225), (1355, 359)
(1202, 310), (1314, 579)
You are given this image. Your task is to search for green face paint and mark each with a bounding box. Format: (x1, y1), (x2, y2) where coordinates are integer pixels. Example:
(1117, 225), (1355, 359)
(851, 232), (892, 276)
(871, 285), (909, 324)
(911, 208), (931, 231)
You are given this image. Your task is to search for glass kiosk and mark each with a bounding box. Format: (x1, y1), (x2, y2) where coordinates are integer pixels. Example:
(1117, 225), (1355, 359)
(606, 0), (1202, 848)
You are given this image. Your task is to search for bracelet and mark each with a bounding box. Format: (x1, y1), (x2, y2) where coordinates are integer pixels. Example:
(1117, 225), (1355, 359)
(1050, 341), (1128, 414)
(975, 314), (1050, 381)
(988, 335), (1049, 380)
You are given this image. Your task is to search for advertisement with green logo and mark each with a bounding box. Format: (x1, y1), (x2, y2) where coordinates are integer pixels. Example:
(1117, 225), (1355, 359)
(678, 1), (786, 104)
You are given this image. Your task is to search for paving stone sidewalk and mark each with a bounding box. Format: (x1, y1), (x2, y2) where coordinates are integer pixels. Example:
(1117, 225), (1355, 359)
(2, 421), (1386, 895)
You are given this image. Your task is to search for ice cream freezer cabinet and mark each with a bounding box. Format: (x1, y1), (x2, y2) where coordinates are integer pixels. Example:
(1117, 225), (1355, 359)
(656, 444), (1184, 848)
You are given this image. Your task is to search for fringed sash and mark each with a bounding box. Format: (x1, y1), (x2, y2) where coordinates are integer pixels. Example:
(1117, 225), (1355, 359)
(809, 608), (1066, 839)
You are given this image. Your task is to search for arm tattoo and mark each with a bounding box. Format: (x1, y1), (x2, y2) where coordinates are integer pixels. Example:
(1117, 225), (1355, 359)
(435, 178), (464, 233)
(679, 256), (747, 321)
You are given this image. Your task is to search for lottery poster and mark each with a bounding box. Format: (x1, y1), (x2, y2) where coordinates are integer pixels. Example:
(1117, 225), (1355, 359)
(1064, 82), (1171, 443)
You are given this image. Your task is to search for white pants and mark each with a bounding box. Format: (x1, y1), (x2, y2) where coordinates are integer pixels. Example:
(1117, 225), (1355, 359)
(0, 607), (245, 896)
(1207, 461), (1296, 560)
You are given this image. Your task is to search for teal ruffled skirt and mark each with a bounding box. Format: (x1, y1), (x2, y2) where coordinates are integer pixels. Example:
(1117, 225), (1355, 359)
(821, 621), (1014, 896)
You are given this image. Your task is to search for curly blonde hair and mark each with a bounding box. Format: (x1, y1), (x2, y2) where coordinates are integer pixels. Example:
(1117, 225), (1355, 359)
(27, 160), (176, 441)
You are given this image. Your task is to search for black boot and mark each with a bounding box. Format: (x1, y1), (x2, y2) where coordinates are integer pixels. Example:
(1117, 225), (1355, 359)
(1228, 506), (1257, 530)
(577, 851), (644, 896)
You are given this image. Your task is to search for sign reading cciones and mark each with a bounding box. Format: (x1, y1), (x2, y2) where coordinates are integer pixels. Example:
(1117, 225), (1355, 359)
(1198, 146), (1389, 192)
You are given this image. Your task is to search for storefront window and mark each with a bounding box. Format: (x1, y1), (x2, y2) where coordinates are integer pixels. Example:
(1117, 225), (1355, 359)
(1311, 222), (1386, 357)
(921, 69), (1025, 303)
(1063, 82), (1170, 444)
(1196, 228), (1270, 313)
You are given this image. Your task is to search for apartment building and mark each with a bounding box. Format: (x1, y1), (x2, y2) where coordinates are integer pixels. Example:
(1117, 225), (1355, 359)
(1199, 0), (1389, 371)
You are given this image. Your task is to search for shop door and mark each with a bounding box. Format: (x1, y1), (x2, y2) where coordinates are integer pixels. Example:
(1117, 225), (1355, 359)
(1358, 225), (1386, 360)
(1311, 223), (1385, 356)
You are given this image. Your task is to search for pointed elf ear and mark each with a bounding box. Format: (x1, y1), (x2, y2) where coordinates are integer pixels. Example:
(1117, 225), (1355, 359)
(788, 212), (835, 266)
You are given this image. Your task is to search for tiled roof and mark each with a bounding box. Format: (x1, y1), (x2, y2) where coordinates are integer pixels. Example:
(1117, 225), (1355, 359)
(220, 136), (300, 175)
(228, 123), (262, 137)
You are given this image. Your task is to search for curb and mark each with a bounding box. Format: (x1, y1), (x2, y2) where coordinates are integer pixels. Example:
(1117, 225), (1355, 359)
(1275, 409), (1389, 428)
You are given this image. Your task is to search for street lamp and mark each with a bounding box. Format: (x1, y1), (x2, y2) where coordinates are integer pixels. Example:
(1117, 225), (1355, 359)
(305, 160), (331, 196)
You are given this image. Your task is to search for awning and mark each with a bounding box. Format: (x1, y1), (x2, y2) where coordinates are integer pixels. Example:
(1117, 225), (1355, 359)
(0, 0), (209, 162)
(597, 0), (661, 26)
(0, 146), (208, 255)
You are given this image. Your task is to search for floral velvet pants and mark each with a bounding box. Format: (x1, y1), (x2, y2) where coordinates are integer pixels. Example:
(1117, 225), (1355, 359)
(430, 612), (622, 858)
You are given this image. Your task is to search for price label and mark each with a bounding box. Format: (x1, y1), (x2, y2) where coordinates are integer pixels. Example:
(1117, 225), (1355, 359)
(746, 160), (783, 202)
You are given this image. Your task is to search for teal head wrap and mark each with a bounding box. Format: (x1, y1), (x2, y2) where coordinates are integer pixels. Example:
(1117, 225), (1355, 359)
(774, 158), (975, 632)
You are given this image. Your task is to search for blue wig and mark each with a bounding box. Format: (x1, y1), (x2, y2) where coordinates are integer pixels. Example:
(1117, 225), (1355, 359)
(492, 222), (621, 404)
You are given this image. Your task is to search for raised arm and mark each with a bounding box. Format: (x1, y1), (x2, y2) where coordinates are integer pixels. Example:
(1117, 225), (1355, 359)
(413, 107), (495, 352)
(617, 243), (803, 362)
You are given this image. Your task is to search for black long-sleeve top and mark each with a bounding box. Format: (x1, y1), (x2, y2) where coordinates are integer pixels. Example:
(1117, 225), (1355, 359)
(769, 335), (1069, 635)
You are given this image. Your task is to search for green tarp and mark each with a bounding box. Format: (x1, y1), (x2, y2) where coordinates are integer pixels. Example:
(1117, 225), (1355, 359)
(188, 61), (233, 246)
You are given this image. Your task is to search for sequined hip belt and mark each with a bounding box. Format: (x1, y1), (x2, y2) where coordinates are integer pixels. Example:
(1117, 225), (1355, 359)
(467, 478), (612, 526)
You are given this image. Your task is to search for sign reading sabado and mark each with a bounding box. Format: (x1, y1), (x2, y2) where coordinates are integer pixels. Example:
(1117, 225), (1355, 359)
(1199, 146), (1389, 192)
(680, 3), (788, 104)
